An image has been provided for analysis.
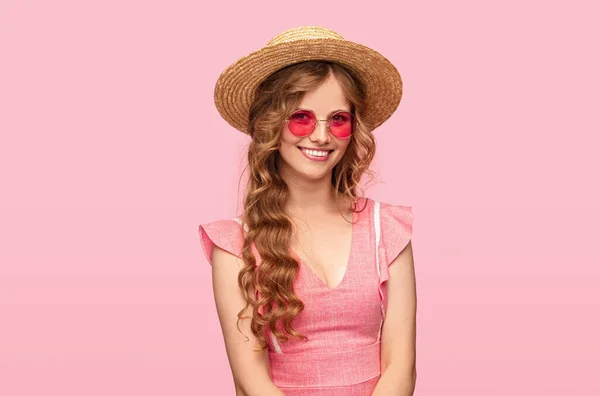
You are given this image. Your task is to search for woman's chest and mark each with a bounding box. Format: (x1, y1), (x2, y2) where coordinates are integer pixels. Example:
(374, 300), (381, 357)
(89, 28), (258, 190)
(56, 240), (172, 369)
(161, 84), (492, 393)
(290, 212), (355, 290)
(290, 240), (383, 343)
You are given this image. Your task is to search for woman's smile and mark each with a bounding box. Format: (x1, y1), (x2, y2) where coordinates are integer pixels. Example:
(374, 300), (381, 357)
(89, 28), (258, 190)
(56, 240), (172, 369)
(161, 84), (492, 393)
(297, 146), (334, 162)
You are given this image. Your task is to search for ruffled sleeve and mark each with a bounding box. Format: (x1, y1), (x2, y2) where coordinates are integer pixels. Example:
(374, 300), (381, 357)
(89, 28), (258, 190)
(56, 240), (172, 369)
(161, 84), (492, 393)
(198, 218), (245, 265)
(377, 202), (414, 285)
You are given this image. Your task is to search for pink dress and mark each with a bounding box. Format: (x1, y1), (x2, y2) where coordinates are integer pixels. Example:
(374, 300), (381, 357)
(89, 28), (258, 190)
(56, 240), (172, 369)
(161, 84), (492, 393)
(198, 197), (413, 395)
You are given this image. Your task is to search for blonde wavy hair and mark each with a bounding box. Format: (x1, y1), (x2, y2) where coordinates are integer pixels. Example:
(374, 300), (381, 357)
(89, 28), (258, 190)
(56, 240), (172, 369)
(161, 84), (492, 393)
(236, 60), (377, 350)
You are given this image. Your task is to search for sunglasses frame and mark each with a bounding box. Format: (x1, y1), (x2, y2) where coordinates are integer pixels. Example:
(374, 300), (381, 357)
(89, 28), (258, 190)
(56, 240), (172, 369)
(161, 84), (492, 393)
(284, 108), (359, 139)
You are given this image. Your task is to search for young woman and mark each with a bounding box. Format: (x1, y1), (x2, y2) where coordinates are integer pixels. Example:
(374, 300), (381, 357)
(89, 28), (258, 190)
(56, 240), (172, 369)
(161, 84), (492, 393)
(199, 26), (416, 396)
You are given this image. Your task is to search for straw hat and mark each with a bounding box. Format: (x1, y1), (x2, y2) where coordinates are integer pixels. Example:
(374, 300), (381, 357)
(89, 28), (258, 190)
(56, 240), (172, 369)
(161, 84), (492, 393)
(213, 26), (403, 134)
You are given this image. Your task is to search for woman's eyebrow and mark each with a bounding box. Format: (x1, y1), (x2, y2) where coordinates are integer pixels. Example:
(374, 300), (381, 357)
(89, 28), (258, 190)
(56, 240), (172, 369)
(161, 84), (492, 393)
(297, 108), (351, 117)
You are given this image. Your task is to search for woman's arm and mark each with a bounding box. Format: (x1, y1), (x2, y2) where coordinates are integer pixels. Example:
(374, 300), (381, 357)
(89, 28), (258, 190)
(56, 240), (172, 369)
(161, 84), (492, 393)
(371, 240), (417, 396)
(211, 246), (285, 396)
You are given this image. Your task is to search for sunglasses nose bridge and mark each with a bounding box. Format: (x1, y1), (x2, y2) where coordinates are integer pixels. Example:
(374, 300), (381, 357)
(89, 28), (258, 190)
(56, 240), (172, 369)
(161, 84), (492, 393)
(310, 118), (331, 141)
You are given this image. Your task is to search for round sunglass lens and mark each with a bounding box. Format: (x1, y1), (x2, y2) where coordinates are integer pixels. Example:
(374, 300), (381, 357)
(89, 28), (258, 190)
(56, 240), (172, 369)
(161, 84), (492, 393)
(288, 110), (315, 136)
(329, 112), (354, 138)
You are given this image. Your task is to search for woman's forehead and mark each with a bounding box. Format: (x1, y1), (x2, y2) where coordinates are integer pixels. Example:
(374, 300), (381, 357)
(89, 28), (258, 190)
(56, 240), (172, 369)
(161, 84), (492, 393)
(296, 77), (351, 114)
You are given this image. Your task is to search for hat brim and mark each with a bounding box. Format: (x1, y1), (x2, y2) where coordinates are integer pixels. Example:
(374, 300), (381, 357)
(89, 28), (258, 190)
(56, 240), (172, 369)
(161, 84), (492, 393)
(214, 38), (403, 134)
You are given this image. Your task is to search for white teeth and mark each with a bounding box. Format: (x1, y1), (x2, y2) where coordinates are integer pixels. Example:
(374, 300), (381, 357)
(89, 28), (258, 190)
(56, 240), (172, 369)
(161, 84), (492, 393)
(301, 148), (330, 157)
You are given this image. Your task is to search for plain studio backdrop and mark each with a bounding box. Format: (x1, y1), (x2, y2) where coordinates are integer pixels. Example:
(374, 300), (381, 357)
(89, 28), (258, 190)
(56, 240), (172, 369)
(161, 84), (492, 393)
(0, 0), (598, 395)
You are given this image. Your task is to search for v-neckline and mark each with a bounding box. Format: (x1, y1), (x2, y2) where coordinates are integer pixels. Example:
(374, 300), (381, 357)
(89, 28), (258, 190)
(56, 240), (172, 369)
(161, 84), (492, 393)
(290, 201), (361, 291)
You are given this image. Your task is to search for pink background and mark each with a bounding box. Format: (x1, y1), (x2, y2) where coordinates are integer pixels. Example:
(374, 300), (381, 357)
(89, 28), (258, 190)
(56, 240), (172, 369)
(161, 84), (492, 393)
(1, 0), (598, 395)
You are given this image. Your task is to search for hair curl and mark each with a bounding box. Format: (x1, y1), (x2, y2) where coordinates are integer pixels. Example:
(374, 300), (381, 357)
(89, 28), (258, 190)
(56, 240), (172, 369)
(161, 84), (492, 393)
(235, 60), (377, 350)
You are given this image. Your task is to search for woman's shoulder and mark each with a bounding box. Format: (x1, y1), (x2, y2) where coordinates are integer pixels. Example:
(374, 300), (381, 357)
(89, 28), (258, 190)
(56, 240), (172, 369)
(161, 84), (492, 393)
(358, 196), (413, 215)
(198, 215), (246, 266)
(372, 198), (413, 229)
(199, 215), (244, 229)
(370, 198), (414, 266)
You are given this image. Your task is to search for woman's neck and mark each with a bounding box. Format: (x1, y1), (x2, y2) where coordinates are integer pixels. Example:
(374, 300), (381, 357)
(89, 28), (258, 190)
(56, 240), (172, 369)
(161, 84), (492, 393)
(282, 171), (350, 217)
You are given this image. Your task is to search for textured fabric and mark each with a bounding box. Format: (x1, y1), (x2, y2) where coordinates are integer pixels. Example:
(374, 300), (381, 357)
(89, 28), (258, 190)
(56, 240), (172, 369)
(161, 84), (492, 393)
(198, 218), (244, 265)
(198, 197), (413, 395)
(377, 201), (414, 318)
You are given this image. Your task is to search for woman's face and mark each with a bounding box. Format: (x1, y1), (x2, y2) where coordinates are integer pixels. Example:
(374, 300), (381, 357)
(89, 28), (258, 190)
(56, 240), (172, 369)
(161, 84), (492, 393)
(278, 75), (352, 182)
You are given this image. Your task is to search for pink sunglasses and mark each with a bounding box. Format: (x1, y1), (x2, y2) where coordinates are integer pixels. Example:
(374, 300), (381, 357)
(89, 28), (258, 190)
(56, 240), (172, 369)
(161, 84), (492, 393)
(284, 109), (358, 139)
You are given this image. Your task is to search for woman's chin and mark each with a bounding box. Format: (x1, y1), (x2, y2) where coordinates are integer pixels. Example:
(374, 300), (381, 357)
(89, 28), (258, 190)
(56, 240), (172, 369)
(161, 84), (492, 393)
(282, 162), (333, 182)
(301, 170), (331, 181)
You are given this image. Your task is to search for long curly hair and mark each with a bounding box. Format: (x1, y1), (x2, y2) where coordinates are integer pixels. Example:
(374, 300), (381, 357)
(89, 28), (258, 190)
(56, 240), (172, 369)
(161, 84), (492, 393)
(235, 60), (377, 350)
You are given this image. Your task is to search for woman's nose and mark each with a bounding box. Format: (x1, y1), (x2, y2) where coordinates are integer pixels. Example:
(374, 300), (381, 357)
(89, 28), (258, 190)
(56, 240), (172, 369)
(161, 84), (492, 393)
(309, 120), (331, 144)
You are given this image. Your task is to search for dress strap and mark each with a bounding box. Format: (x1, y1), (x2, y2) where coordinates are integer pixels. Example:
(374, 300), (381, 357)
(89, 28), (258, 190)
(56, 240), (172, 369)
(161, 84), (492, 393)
(373, 201), (384, 341)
